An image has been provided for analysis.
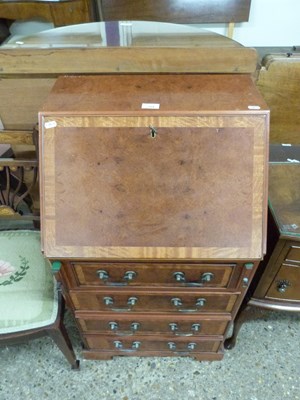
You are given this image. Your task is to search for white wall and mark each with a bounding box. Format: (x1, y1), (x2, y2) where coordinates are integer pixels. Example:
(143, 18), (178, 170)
(197, 0), (300, 46)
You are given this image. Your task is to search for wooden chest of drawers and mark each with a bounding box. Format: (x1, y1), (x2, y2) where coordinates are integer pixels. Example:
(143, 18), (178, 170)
(39, 74), (269, 360)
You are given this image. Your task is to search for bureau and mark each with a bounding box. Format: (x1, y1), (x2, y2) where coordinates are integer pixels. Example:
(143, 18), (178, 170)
(39, 73), (269, 360)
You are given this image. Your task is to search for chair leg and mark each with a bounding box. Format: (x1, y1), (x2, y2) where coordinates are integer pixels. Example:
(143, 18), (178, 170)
(47, 321), (80, 369)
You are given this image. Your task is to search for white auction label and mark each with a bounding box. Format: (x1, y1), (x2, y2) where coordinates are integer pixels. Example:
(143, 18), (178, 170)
(141, 103), (160, 109)
(248, 105), (261, 110)
(44, 120), (57, 129)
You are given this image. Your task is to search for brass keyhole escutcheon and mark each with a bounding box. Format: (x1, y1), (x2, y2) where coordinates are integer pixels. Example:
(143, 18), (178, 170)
(149, 125), (157, 138)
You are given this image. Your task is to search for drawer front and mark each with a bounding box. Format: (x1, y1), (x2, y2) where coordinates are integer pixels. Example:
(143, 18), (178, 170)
(70, 291), (238, 313)
(285, 246), (300, 264)
(84, 335), (221, 354)
(76, 313), (230, 336)
(72, 262), (235, 288)
(266, 263), (300, 301)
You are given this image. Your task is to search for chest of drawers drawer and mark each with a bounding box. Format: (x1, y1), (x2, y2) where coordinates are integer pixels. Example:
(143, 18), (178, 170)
(76, 312), (231, 336)
(266, 263), (300, 302)
(83, 334), (222, 355)
(71, 262), (238, 288)
(285, 246), (300, 264)
(70, 289), (239, 313)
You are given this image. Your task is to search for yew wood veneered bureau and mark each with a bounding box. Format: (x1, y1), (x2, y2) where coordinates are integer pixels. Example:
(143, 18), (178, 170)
(39, 74), (269, 361)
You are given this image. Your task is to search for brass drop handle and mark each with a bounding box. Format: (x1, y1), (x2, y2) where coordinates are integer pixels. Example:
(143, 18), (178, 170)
(169, 322), (201, 336)
(108, 321), (140, 336)
(171, 297), (206, 312)
(187, 342), (197, 351)
(97, 270), (109, 280)
(173, 272), (186, 282)
(168, 341), (177, 350)
(113, 340), (141, 351)
(123, 271), (137, 281)
(103, 296), (114, 306)
(108, 321), (119, 331)
(169, 323), (178, 332)
(103, 296), (138, 311)
(195, 298), (206, 307)
(276, 280), (291, 293)
(97, 270), (137, 286)
(168, 342), (198, 353)
(200, 272), (215, 283)
(171, 298), (183, 307)
(127, 296), (138, 306)
(173, 271), (214, 286)
(192, 323), (201, 332)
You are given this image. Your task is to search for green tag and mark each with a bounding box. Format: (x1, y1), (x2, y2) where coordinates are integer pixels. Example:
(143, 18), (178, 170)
(244, 262), (254, 270)
(51, 260), (62, 272)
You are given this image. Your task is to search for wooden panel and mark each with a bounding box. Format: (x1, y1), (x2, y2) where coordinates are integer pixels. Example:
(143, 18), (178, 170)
(257, 54), (300, 144)
(0, 78), (55, 130)
(0, 130), (33, 145)
(0, 47), (258, 75)
(53, 125), (254, 249)
(0, 0), (93, 26)
(100, 0), (251, 23)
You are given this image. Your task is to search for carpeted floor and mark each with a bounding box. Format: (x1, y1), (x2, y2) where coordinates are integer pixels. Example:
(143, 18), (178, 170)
(1, 309), (299, 400)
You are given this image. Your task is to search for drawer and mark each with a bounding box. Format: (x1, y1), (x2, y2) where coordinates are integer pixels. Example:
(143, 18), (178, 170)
(266, 263), (300, 301)
(72, 262), (236, 288)
(84, 334), (222, 355)
(285, 246), (300, 264)
(70, 289), (238, 313)
(76, 312), (231, 336)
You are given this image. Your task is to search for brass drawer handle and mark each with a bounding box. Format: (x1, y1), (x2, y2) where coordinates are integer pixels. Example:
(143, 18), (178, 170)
(276, 280), (291, 293)
(103, 296), (138, 311)
(108, 321), (140, 336)
(171, 297), (206, 312)
(168, 341), (197, 353)
(113, 340), (141, 352)
(173, 272), (186, 282)
(169, 322), (201, 336)
(201, 272), (215, 283)
(97, 270), (109, 281)
(97, 270), (137, 286)
(173, 272), (215, 286)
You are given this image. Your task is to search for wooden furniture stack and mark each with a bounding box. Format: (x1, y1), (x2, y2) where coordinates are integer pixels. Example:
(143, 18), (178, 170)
(39, 73), (269, 360)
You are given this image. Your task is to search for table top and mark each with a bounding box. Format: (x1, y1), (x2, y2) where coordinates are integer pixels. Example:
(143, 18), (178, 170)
(269, 145), (300, 238)
(2, 20), (241, 49)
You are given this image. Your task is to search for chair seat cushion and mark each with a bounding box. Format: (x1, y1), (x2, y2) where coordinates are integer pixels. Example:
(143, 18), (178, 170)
(0, 230), (58, 334)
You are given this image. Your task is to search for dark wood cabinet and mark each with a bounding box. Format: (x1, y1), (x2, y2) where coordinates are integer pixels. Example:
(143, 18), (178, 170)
(39, 73), (269, 360)
(225, 146), (300, 349)
(0, 0), (95, 27)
